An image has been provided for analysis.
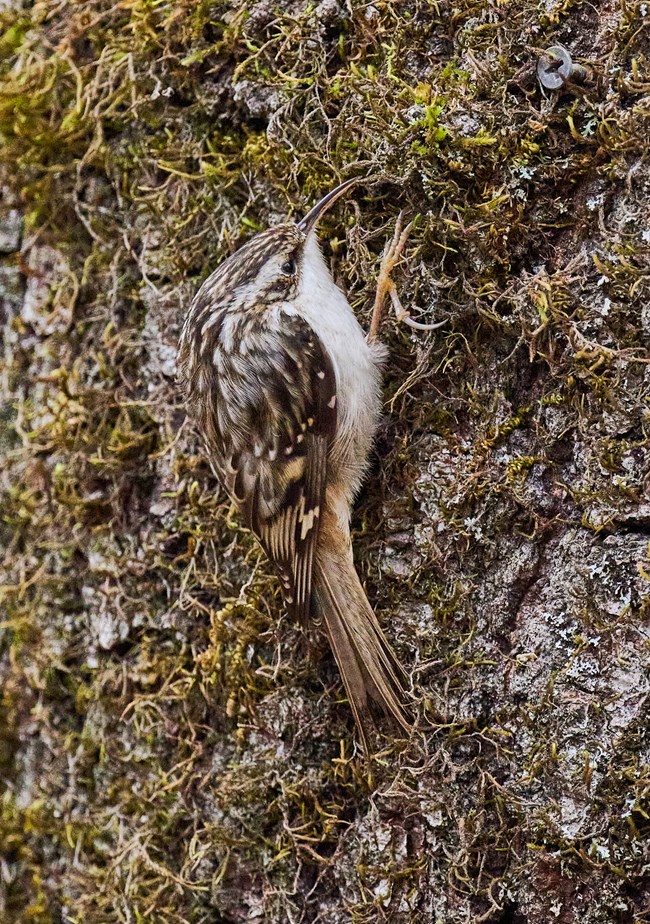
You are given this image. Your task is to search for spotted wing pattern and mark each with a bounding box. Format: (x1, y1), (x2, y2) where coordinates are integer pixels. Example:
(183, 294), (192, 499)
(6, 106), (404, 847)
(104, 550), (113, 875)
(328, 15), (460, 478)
(201, 311), (337, 621)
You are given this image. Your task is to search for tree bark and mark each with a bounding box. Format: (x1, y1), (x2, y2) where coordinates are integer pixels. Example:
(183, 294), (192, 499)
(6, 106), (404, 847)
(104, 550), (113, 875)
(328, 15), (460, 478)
(1, 1), (649, 921)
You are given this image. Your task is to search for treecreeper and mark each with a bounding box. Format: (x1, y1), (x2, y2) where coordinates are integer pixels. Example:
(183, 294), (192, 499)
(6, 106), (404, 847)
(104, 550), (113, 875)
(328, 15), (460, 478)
(177, 179), (436, 752)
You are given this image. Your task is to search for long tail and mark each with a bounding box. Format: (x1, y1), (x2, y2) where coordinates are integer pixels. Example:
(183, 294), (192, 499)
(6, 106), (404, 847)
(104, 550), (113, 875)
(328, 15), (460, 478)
(312, 505), (412, 752)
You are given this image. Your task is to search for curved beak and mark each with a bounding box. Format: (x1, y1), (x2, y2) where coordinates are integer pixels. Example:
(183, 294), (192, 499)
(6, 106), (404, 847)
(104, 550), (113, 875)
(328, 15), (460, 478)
(296, 177), (362, 235)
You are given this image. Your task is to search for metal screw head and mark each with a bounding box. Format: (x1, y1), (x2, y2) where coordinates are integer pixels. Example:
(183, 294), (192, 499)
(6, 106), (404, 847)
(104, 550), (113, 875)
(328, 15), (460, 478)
(537, 44), (588, 89)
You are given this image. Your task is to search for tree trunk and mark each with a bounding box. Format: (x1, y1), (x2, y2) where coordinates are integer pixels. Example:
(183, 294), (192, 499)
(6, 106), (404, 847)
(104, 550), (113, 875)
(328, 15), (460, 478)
(1, 1), (649, 921)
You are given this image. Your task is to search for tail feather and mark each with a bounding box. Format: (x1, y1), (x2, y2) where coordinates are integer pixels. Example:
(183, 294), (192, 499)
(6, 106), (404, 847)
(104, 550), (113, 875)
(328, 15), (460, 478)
(312, 510), (412, 750)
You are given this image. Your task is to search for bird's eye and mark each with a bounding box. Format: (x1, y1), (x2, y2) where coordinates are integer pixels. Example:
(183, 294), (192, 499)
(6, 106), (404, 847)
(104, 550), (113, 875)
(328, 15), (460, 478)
(281, 258), (296, 276)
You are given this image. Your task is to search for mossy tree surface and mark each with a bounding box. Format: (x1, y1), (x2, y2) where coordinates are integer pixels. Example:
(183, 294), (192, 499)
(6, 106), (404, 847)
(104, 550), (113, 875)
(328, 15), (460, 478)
(1, 0), (649, 921)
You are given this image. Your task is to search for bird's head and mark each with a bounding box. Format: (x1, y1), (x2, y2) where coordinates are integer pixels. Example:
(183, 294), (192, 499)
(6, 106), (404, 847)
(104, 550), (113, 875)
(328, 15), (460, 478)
(178, 178), (359, 391)
(191, 178), (358, 310)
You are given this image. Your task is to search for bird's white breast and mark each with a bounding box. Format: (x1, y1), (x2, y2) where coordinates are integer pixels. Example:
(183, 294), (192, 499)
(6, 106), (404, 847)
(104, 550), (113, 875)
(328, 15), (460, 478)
(291, 232), (385, 502)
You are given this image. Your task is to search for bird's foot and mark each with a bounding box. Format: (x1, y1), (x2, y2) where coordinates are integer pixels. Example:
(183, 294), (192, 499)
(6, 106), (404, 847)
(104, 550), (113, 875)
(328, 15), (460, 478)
(367, 213), (446, 341)
(368, 212), (412, 342)
(388, 281), (448, 333)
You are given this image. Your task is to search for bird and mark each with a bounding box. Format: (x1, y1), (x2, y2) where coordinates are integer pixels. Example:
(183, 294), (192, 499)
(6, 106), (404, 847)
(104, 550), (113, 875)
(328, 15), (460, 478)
(177, 178), (419, 752)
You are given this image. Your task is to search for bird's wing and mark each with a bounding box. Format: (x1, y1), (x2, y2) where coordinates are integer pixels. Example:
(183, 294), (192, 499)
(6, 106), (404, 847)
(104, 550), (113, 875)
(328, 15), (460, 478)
(208, 313), (337, 621)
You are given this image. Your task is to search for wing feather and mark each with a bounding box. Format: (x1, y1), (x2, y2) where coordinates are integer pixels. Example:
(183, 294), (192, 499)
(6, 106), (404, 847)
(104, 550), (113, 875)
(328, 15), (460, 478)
(205, 313), (337, 621)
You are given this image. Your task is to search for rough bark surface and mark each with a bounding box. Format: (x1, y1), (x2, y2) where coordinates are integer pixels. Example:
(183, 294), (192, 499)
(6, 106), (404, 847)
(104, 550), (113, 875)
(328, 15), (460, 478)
(1, 1), (649, 922)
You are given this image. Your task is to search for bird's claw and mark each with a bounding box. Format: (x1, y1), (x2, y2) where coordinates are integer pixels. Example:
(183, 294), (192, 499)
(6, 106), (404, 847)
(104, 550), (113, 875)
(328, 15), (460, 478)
(388, 282), (447, 332)
(368, 212), (445, 341)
